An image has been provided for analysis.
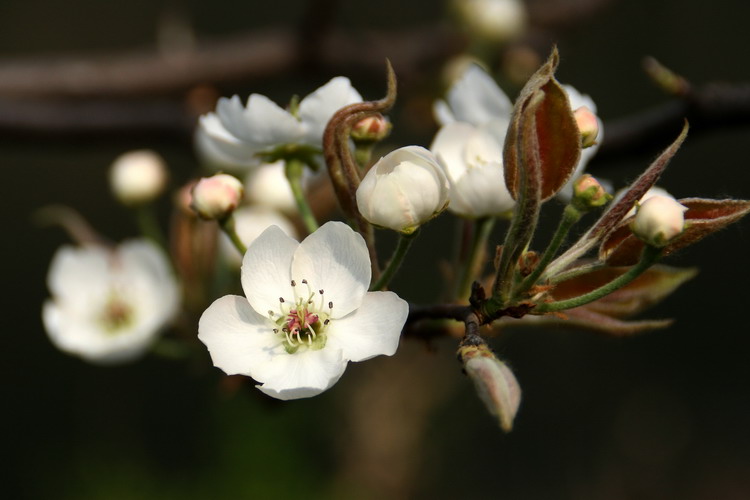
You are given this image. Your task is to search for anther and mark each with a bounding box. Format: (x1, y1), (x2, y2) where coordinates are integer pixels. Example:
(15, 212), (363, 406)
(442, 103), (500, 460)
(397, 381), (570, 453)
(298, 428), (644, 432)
(319, 289), (324, 295)
(291, 280), (296, 286)
(268, 310), (275, 317)
(328, 301), (333, 309)
(302, 279), (308, 284)
(324, 319), (330, 325)
(279, 297), (285, 303)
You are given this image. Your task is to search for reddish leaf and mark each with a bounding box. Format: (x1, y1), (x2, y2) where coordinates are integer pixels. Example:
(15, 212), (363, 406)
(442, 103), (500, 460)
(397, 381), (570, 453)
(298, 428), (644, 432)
(504, 47), (581, 201)
(551, 264), (697, 318)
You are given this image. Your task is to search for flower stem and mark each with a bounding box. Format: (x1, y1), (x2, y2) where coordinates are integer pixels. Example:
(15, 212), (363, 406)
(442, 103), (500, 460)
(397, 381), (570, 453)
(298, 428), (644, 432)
(285, 158), (319, 234)
(547, 261), (607, 285)
(516, 204), (582, 296)
(456, 217), (495, 300)
(219, 215), (247, 256)
(534, 245), (662, 313)
(136, 204), (167, 250)
(370, 229), (419, 291)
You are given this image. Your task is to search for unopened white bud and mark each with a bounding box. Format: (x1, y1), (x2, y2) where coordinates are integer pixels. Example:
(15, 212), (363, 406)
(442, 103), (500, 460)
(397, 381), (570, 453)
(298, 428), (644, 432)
(631, 195), (687, 247)
(109, 150), (168, 205)
(191, 173), (244, 221)
(356, 146), (449, 234)
(454, 0), (527, 43)
(573, 106), (600, 148)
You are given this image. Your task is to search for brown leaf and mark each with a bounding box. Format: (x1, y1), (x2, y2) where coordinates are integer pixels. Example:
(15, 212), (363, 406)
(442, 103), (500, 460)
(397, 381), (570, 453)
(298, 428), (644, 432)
(503, 47), (581, 201)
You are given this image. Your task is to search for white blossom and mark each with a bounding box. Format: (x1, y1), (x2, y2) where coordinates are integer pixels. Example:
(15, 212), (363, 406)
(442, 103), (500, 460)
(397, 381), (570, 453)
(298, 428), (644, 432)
(109, 150), (168, 205)
(356, 146), (449, 234)
(453, 0), (527, 43)
(197, 77), (362, 168)
(244, 160), (298, 214)
(431, 121), (514, 217)
(43, 240), (179, 364)
(199, 222), (409, 400)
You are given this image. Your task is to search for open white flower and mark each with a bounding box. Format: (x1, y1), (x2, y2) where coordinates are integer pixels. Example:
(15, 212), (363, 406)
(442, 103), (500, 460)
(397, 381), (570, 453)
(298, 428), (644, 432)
(43, 240), (179, 364)
(197, 77), (362, 168)
(431, 121), (514, 217)
(198, 221), (409, 400)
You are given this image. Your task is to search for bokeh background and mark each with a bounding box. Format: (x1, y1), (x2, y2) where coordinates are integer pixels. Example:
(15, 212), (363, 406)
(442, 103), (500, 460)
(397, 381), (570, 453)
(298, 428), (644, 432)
(4, 0), (750, 498)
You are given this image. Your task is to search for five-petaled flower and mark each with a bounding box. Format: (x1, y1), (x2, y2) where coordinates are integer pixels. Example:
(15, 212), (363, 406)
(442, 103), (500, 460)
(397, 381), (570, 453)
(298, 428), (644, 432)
(43, 240), (180, 364)
(198, 221), (409, 400)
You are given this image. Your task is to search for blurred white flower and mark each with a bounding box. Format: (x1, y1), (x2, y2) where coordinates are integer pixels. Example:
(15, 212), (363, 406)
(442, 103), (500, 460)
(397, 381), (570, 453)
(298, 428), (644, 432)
(197, 77), (362, 168)
(631, 195), (688, 247)
(43, 240), (179, 364)
(356, 146), (450, 234)
(199, 221), (408, 400)
(431, 121), (514, 217)
(109, 150), (168, 205)
(244, 160), (298, 214)
(453, 0), (527, 43)
(219, 206), (298, 266)
(433, 65), (602, 201)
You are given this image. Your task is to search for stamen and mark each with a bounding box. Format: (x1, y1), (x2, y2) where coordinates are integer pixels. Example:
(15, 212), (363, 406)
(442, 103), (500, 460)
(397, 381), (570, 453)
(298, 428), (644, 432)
(328, 301), (333, 310)
(279, 297), (285, 303)
(324, 319), (330, 325)
(268, 310), (275, 317)
(301, 279), (308, 284)
(291, 280), (296, 286)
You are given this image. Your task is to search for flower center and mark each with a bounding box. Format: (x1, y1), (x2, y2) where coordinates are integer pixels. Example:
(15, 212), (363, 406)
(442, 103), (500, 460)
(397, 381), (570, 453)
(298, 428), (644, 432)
(98, 292), (135, 334)
(270, 279), (333, 354)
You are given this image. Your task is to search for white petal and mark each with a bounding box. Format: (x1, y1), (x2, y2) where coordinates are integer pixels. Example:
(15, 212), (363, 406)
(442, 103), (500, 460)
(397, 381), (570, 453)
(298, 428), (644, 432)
(256, 347), (348, 400)
(431, 122), (475, 181)
(198, 295), (282, 378)
(241, 225), (299, 317)
(243, 94), (305, 149)
(448, 64), (512, 126)
(291, 221), (370, 318)
(451, 162), (515, 217)
(325, 291), (408, 362)
(299, 77), (363, 147)
(220, 206), (298, 267)
(47, 244), (112, 311)
(196, 113), (258, 169)
(433, 99), (456, 126)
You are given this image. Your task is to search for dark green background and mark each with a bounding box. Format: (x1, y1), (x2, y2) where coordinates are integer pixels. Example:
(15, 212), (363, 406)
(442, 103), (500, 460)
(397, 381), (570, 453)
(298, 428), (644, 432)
(4, 1), (750, 498)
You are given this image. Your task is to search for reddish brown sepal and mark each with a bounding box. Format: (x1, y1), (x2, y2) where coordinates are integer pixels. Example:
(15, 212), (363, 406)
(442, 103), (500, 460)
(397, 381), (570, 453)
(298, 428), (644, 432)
(600, 197), (750, 265)
(503, 47), (581, 201)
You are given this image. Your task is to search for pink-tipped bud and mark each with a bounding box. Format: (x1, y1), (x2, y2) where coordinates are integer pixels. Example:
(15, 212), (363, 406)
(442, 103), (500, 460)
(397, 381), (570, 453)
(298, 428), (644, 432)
(351, 114), (392, 143)
(458, 340), (521, 432)
(631, 195), (688, 247)
(572, 174), (612, 211)
(573, 106), (600, 149)
(190, 173), (244, 221)
(109, 150), (168, 206)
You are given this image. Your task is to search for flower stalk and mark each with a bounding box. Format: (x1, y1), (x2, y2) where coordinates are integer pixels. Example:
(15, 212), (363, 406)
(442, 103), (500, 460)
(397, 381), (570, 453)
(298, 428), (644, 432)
(285, 158), (319, 234)
(370, 229), (419, 291)
(456, 217), (495, 300)
(219, 215), (247, 256)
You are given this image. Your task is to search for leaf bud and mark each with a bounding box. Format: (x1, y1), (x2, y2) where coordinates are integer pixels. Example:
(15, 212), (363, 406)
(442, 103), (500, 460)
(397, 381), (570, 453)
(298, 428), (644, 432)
(458, 338), (521, 432)
(190, 173), (244, 221)
(573, 106), (600, 148)
(109, 150), (168, 206)
(630, 195), (687, 247)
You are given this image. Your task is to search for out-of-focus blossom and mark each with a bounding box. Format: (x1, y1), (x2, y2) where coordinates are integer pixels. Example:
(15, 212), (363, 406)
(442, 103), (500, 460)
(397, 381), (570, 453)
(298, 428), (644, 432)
(109, 150), (168, 205)
(191, 174), (244, 221)
(43, 240), (179, 364)
(356, 146), (449, 234)
(219, 206), (298, 266)
(453, 0), (527, 44)
(199, 221), (408, 400)
(197, 77), (362, 168)
(244, 161), (298, 214)
(431, 122), (514, 217)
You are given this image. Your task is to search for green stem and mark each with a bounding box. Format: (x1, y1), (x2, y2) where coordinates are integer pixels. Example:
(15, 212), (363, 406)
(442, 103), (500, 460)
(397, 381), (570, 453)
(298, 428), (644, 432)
(516, 205), (582, 295)
(547, 261), (607, 285)
(370, 230), (419, 291)
(220, 215), (247, 256)
(285, 158), (319, 234)
(136, 205), (167, 250)
(534, 245), (662, 313)
(456, 217), (495, 301)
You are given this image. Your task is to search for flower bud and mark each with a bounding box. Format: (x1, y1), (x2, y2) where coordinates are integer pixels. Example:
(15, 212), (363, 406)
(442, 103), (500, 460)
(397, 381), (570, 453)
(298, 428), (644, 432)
(453, 0), (527, 43)
(573, 106), (600, 148)
(631, 195), (687, 247)
(572, 174), (612, 211)
(190, 173), (244, 221)
(458, 339), (521, 432)
(350, 114), (391, 144)
(109, 150), (168, 205)
(356, 146), (449, 234)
